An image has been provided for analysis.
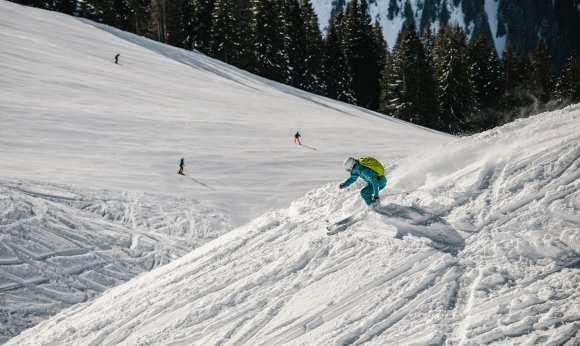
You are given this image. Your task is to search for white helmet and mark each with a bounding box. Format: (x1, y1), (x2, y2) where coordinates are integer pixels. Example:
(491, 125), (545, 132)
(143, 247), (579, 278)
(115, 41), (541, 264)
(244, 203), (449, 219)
(343, 157), (356, 172)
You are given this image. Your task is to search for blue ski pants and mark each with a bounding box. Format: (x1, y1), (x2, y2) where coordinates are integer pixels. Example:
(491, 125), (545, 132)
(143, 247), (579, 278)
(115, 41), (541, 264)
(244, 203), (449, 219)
(360, 176), (387, 205)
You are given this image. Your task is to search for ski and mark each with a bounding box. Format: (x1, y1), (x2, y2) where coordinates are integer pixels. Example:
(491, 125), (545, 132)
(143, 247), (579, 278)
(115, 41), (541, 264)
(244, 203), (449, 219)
(326, 212), (365, 235)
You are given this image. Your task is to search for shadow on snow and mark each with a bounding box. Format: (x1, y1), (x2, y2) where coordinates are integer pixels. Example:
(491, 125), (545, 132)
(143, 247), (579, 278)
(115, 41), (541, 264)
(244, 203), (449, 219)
(373, 203), (465, 255)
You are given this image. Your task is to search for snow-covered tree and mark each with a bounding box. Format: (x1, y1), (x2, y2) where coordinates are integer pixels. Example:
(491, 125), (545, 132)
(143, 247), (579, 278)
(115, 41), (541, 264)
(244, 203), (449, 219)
(321, 10), (354, 103)
(468, 34), (502, 130)
(555, 52), (580, 103)
(210, 0), (254, 70)
(298, 0), (324, 93)
(253, 0), (288, 83)
(190, 0), (215, 53)
(381, 21), (435, 127)
(432, 24), (476, 133)
(286, 0), (324, 92)
(342, 0), (383, 110)
(529, 39), (555, 103)
(502, 42), (519, 94)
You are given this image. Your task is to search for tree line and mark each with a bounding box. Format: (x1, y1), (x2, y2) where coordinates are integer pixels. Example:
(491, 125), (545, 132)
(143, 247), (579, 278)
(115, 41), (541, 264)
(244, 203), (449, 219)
(13, 0), (580, 134)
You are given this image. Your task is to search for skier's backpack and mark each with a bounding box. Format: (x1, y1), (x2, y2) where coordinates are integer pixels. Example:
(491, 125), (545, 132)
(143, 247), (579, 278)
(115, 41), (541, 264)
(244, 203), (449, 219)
(358, 157), (384, 177)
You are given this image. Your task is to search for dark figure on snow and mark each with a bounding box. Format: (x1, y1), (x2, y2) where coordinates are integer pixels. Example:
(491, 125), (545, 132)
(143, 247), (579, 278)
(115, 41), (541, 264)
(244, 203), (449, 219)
(114, 54), (120, 64)
(294, 131), (301, 145)
(178, 158), (185, 175)
(339, 157), (387, 206)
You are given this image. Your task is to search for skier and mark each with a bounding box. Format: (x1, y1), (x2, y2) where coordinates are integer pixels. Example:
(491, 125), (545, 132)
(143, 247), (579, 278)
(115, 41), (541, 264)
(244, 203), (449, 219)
(114, 54), (120, 64)
(339, 157), (387, 206)
(178, 157), (185, 175)
(294, 131), (301, 145)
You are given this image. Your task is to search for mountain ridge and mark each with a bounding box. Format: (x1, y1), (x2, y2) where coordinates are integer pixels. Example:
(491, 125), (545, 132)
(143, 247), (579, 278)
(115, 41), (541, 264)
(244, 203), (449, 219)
(312, 0), (580, 72)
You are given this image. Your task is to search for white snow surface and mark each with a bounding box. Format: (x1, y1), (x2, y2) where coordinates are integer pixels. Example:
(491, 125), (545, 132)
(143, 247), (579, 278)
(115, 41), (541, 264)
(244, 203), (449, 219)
(0, 0), (451, 342)
(9, 104), (580, 345)
(2, 1), (580, 345)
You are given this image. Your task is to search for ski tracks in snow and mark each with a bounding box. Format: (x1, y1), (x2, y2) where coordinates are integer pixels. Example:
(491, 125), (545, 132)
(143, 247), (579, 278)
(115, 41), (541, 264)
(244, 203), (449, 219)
(0, 178), (232, 342)
(261, 249), (458, 345)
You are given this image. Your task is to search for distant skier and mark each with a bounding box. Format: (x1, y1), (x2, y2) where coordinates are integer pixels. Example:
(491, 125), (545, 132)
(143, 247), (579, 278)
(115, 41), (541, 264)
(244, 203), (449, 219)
(339, 157), (387, 206)
(294, 131), (301, 145)
(114, 54), (120, 64)
(178, 157), (185, 175)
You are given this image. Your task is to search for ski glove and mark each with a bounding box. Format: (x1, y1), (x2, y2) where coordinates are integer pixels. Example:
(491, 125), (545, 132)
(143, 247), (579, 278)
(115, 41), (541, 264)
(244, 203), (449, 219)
(372, 196), (380, 203)
(339, 183), (345, 189)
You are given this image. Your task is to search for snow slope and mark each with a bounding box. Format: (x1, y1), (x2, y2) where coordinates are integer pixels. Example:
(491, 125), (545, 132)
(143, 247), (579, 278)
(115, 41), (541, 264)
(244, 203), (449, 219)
(0, 0), (450, 227)
(9, 105), (579, 344)
(0, 0), (452, 342)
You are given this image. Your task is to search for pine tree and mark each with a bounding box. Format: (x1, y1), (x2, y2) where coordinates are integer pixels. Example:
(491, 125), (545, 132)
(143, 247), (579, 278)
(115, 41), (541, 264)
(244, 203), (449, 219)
(517, 54), (533, 92)
(401, 0), (414, 32)
(420, 21), (438, 128)
(285, 0), (324, 92)
(210, 0), (254, 70)
(342, 0), (382, 110)
(286, 0), (306, 88)
(18, 0), (77, 14)
(299, 0), (324, 93)
(372, 21), (388, 74)
(502, 42), (519, 94)
(500, 47), (536, 121)
(52, 0), (77, 14)
(253, 0), (288, 83)
(149, 0), (166, 42)
(380, 21), (435, 126)
(499, 39), (559, 121)
(127, 0), (151, 36)
(555, 52), (580, 103)
(86, 0), (133, 30)
(381, 30), (408, 118)
(422, 21), (435, 59)
(468, 34), (502, 130)
(190, 0), (215, 53)
(321, 10), (354, 103)
(432, 24), (476, 133)
(529, 39), (555, 103)
(158, 0), (194, 48)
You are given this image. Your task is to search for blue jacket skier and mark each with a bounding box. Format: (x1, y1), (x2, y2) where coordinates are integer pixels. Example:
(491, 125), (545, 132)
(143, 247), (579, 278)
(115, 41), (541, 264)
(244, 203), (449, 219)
(339, 157), (387, 205)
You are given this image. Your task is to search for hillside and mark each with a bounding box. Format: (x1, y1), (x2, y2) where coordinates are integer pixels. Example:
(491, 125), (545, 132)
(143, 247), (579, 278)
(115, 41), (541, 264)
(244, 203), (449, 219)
(0, 0), (453, 342)
(0, 0), (450, 227)
(8, 102), (579, 344)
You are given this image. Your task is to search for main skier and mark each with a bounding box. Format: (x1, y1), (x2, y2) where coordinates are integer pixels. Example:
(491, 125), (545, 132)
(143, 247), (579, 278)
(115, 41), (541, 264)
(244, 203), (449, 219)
(339, 157), (387, 206)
